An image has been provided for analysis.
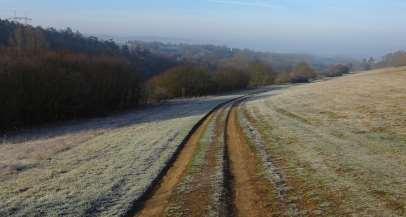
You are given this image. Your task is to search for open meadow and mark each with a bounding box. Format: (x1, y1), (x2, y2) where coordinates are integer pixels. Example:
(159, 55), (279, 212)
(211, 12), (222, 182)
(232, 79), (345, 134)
(1, 68), (405, 217)
(0, 94), (243, 217)
(132, 67), (406, 217)
(2, 1), (406, 216)
(239, 67), (406, 216)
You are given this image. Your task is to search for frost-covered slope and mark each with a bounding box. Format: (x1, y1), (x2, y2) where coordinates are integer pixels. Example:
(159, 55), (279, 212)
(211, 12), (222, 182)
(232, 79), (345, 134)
(0, 94), (242, 217)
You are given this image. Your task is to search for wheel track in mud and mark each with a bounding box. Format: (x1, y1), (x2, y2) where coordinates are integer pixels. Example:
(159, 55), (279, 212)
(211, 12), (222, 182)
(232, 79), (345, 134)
(126, 92), (301, 217)
(225, 98), (302, 217)
(123, 97), (244, 217)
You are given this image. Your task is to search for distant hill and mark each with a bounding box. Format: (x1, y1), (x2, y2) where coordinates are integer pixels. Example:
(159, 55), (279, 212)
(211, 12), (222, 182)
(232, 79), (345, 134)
(0, 18), (359, 76)
(127, 40), (358, 72)
(0, 19), (177, 77)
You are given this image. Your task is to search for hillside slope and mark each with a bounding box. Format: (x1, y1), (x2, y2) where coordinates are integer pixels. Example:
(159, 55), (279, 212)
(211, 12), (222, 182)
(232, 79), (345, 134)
(241, 67), (406, 216)
(0, 94), (242, 217)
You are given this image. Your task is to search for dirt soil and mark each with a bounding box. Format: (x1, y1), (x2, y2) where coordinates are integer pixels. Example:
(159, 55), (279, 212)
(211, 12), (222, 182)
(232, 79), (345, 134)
(135, 98), (289, 217)
(226, 103), (282, 217)
(135, 96), (295, 217)
(136, 112), (216, 217)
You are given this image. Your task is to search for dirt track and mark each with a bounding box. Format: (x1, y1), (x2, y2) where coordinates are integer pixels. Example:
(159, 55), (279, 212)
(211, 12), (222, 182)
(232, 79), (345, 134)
(135, 110), (217, 217)
(132, 95), (297, 217)
(226, 101), (281, 217)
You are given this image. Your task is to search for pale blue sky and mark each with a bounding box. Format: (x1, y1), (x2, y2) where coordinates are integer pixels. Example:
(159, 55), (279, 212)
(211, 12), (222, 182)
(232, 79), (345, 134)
(1, 0), (406, 57)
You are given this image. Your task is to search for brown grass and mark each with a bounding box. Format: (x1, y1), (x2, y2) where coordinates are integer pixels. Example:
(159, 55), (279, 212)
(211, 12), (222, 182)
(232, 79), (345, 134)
(243, 67), (406, 216)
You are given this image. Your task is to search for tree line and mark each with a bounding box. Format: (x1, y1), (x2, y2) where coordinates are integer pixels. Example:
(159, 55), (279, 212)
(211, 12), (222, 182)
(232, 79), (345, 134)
(0, 19), (356, 131)
(0, 19), (177, 77)
(0, 20), (147, 131)
(146, 61), (325, 102)
(0, 47), (142, 130)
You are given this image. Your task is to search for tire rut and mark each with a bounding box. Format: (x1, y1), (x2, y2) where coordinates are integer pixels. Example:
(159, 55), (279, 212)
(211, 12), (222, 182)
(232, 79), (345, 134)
(236, 102), (302, 216)
(130, 93), (301, 217)
(226, 99), (283, 217)
(130, 98), (241, 217)
(134, 111), (216, 217)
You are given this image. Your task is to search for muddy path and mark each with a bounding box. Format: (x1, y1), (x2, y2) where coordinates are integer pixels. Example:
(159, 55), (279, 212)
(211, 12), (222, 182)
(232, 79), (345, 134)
(135, 110), (215, 216)
(226, 101), (285, 217)
(129, 94), (300, 217)
(129, 100), (234, 217)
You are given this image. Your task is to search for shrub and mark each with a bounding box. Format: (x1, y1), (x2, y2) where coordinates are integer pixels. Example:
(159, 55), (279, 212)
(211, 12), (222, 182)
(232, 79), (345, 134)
(147, 65), (216, 101)
(288, 62), (318, 83)
(326, 64), (351, 77)
(274, 72), (291, 84)
(213, 67), (250, 92)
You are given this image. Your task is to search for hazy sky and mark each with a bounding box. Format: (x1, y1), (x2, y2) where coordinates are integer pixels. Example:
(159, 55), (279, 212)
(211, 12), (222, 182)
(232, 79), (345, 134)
(1, 0), (406, 57)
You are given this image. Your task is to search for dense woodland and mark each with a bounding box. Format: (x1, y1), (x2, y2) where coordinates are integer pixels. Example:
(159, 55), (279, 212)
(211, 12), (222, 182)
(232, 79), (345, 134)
(1, 19), (405, 131)
(0, 48), (142, 128)
(0, 20), (145, 130)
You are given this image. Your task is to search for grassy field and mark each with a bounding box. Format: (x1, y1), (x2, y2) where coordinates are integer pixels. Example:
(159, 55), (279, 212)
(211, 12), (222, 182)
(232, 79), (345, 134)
(240, 67), (406, 216)
(1, 68), (405, 217)
(0, 94), (243, 217)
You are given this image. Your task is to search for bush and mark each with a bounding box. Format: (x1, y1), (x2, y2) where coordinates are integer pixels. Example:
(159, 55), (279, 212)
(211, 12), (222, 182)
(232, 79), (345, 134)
(288, 62), (318, 83)
(147, 65), (216, 101)
(274, 72), (291, 84)
(247, 62), (275, 87)
(213, 67), (250, 92)
(326, 64), (350, 77)
(380, 51), (406, 67)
